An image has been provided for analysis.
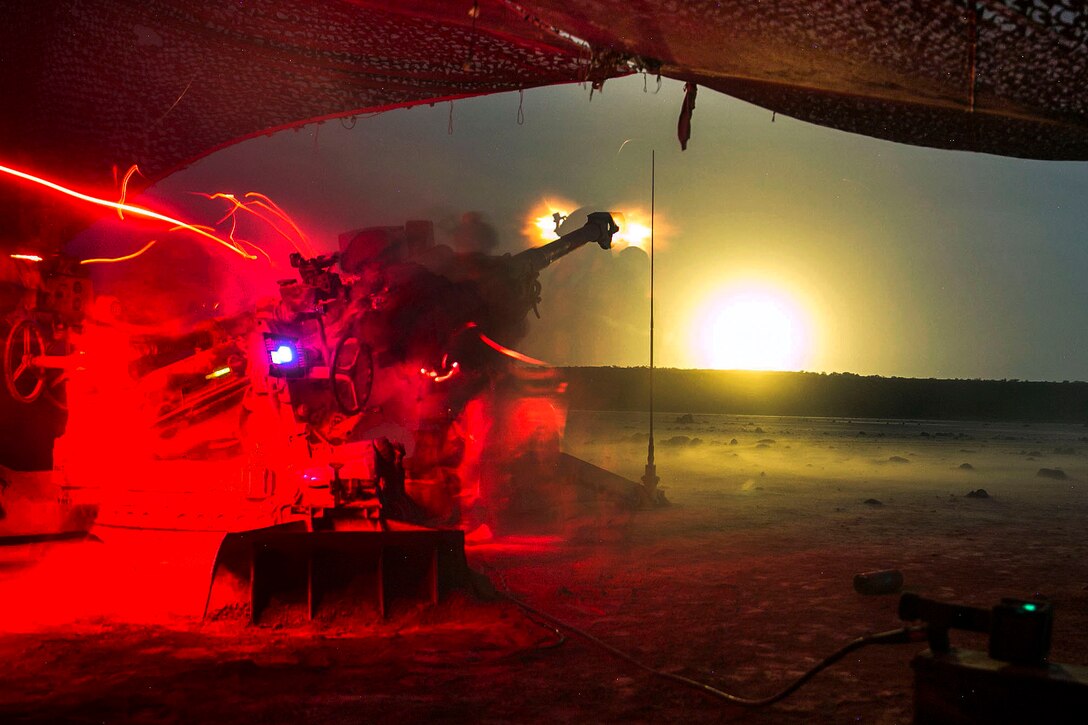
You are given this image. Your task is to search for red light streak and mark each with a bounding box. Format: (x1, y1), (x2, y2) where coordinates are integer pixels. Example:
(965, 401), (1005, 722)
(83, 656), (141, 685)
(465, 322), (550, 366)
(9, 253), (43, 262)
(115, 164), (142, 220)
(0, 162), (256, 259)
(420, 356), (460, 382)
(207, 192), (240, 222)
(238, 238), (273, 263)
(79, 239), (158, 265)
(245, 192), (314, 258)
(433, 366), (459, 383)
(202, 191), (311, 258)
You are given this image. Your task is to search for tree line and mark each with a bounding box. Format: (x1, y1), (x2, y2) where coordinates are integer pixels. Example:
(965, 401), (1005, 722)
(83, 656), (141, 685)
(559, 368), (1088, 422)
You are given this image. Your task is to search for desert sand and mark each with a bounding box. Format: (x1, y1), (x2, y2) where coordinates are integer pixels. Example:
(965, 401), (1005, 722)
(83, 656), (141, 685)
(0, 411), (1085, 723)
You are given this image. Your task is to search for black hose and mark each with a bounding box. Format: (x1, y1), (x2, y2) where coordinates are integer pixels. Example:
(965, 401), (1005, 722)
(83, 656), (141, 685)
(499, 590), (926, 708)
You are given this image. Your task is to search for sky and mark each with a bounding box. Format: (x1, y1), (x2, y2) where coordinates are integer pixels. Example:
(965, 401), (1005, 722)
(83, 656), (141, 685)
(83, 74), (1088, 382)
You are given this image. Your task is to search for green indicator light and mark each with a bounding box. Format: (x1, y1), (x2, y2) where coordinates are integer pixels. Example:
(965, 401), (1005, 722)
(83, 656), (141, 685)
(1022, 603), (1037, 612)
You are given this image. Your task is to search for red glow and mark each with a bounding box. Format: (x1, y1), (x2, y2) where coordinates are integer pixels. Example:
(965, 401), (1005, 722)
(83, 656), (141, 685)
(506, 396), (565, 447)
(465, 534), (563, 553)
(0, 531), (227, 628)
(0, 162), (256, 259)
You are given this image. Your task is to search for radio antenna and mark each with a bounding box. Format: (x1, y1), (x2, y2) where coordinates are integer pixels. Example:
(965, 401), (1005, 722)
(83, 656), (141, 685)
(641, 149), (660, 505)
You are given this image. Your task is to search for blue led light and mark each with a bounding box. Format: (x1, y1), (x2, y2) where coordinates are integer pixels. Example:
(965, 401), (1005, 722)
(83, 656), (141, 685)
(263, 334), (305, 378)
(271, 344), (295, 365)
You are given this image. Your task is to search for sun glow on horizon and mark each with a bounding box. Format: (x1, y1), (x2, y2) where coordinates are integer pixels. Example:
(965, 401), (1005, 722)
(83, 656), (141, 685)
(692, 282), (814, 371)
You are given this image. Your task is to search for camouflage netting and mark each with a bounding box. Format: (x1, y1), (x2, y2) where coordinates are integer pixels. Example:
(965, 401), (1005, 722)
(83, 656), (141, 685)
(528, 0), (1088, 159)
(0, 1), (1085, 215)
(0, 0), (602, 190)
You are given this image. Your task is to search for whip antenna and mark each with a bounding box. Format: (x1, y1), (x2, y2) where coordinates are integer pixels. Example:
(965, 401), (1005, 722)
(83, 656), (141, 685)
(641, 150), (660, 504)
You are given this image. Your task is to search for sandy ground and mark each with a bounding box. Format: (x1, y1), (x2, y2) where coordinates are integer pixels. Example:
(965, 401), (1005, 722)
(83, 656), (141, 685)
(1, 412), (1086, 723)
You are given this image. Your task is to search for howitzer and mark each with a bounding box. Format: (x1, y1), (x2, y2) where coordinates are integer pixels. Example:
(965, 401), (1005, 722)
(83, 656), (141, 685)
(49, 210), (644, 626)
(512, 211), (618, 273)
(262, 212), (621, 429)
(501, 211), (619, 320)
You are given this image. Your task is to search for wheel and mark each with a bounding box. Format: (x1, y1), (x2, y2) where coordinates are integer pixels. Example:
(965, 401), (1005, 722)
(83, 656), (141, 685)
(331, 334), (373, 415)
(3, 318), (46, 403)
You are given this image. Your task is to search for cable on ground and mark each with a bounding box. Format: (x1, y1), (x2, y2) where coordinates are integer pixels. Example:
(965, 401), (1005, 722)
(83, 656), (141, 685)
(498, 589), (926, 707)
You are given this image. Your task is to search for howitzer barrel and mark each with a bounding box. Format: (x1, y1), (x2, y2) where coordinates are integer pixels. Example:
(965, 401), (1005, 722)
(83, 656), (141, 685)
(515, 212), (619, 273)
